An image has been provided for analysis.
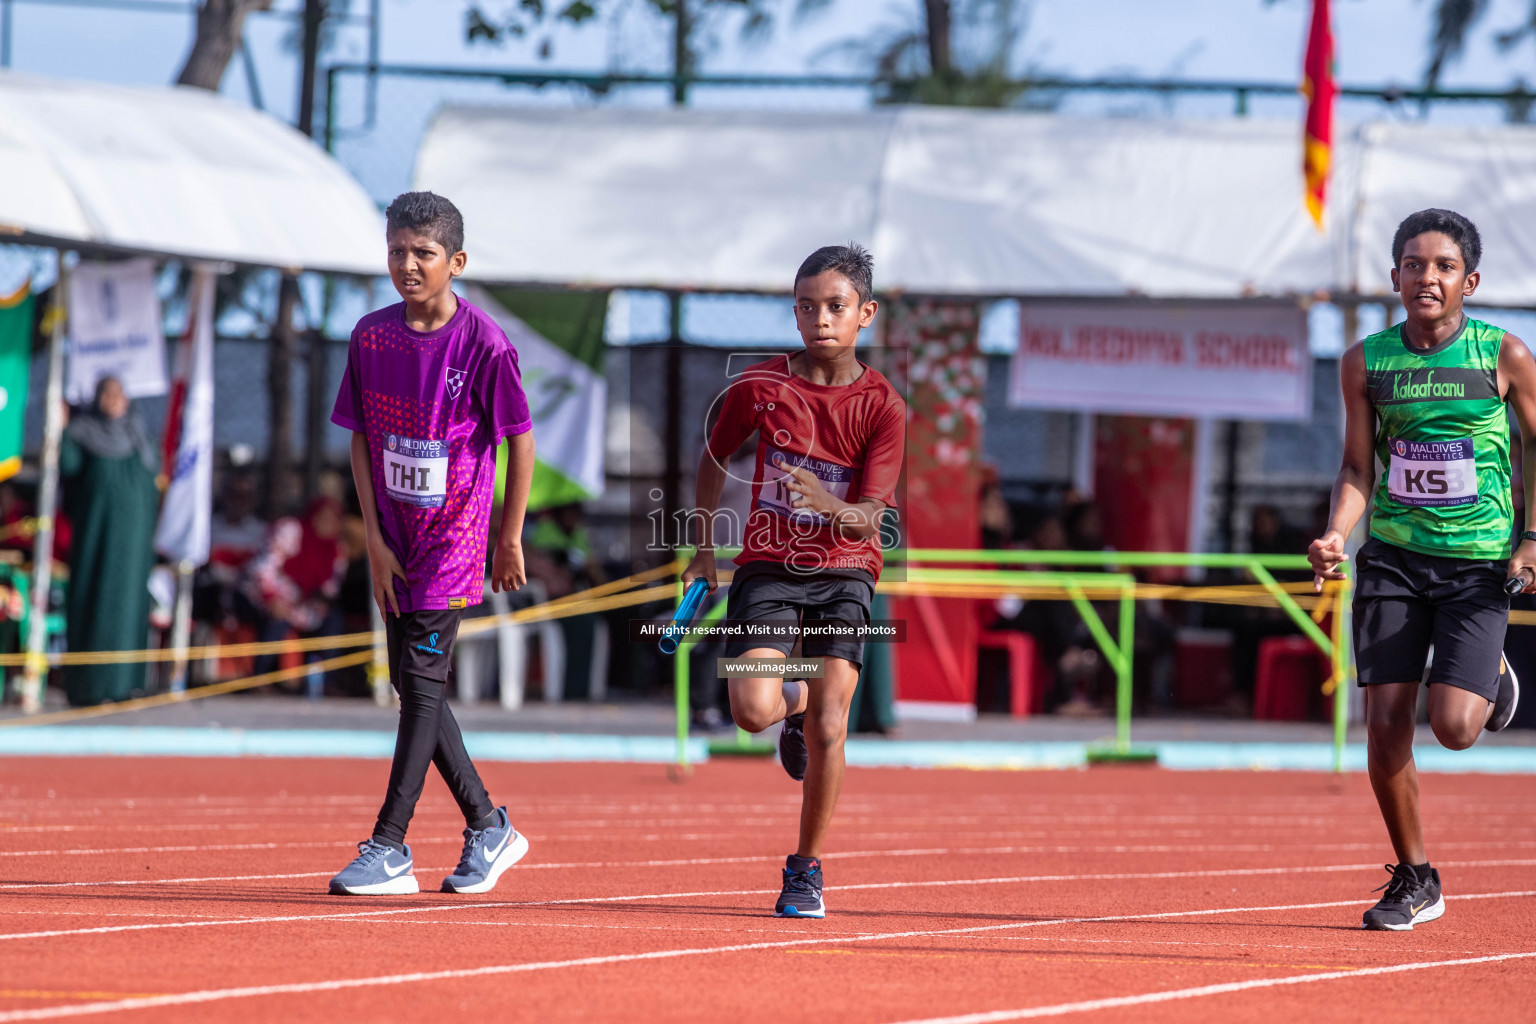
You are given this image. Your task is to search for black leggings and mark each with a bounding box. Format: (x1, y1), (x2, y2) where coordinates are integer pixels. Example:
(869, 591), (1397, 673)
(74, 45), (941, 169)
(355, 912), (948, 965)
(372, 611), (495, 846)
(373, 673), (495, 846)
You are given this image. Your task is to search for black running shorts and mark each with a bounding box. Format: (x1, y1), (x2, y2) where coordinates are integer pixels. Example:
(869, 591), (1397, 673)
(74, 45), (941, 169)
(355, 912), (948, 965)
(385, 608), (465, 685)
(1352, 537), (1509, 701)
(723, 565), (874, 668)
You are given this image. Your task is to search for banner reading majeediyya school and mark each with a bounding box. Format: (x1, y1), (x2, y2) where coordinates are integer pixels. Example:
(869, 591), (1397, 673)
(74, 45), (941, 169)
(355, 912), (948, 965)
(1008, 302), (1311, 421)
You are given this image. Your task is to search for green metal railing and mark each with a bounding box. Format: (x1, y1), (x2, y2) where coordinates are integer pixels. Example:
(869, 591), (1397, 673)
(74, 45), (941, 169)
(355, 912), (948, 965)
(667, 549), (1352, 772)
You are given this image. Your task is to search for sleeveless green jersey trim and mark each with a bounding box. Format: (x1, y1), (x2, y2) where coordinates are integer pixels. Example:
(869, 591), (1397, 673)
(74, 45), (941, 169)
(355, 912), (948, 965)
(1363, 317), (1513, 561)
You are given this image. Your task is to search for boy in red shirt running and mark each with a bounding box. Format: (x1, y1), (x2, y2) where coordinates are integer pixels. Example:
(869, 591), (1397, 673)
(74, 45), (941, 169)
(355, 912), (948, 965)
(683, 243), (905, 918)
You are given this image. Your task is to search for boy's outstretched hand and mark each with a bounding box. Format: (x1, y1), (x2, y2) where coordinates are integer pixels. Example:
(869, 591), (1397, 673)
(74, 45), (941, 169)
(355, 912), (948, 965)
(492, 537), (526, 593)
(682, 549), (717, 593)
(368, 538), (408, 618)
(1307, 530), (1349, 593)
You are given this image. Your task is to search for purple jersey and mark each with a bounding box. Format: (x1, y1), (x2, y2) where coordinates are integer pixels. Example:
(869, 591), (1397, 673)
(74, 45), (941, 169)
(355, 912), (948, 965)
(331, 299), (532, 612)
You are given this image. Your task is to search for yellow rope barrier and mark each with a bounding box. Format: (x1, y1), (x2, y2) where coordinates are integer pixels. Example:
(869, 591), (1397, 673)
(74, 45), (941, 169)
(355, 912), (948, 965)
(0, 650), (376, 728)
(0, 564), (681, 668)
(0, 579), (687, 728)
(5, 559), (1532, 684)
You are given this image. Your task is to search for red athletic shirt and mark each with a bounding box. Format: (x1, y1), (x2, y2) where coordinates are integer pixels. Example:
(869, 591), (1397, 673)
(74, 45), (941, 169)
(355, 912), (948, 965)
(705, 355), (905, 581)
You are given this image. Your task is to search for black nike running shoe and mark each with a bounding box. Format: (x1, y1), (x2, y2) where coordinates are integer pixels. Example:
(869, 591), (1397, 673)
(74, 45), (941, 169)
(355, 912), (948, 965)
(775, 856), (824, 918)
(1361, 863), (1444, 931)
(1488, 654), (1521, 732)
(779, 711), (808, 782)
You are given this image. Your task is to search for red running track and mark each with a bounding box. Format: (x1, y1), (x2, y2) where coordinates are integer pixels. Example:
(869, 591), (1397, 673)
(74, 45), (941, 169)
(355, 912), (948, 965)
(0, 756), (1533, 1022)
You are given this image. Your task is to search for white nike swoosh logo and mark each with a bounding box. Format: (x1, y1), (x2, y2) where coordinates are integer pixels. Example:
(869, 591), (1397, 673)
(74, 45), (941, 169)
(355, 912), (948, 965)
(383, 860), (412, 877)
(483, 832), (509, 863)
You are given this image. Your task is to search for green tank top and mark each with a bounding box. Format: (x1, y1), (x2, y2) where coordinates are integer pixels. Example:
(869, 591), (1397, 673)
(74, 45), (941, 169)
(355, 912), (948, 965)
(1364, 317), (1512, 560)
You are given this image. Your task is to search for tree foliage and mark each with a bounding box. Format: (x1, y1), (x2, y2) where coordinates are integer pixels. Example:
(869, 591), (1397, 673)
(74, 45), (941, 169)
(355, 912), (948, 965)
(464, 0), (789, 64)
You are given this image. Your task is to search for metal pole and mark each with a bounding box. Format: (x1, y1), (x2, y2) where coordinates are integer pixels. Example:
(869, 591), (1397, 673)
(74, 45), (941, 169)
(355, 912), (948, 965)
(239, 34), (265, 111)
(296, 0), (323, 137)
(167, 560), (194, 693)
(1116, 582), (1134, 754)
(369, 598), (390, 706)
(1332, 571), (1351, 773)
(304, 325), (327, 500)
(673, 575), (689, 770)
(662, 294), (682, 548)
(20, 260), (68, 713)
(671, 0), (689, 106)
(324, 65), (338, 154)
(1, 0), (12, 68)
(364, 0), (380, 129)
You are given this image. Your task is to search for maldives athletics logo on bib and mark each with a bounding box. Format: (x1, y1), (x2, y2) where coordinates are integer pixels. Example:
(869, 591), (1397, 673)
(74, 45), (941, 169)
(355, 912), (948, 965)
(445, 366), (467, 400)
(1393, 439), (1408, 457)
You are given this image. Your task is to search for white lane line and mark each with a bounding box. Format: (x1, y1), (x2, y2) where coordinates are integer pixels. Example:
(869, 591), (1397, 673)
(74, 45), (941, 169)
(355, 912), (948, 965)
(2, 860), (1532, 943)
(879, 951), (1536, 1023)
(0, 892), (1532, 1022)
(6, 853), (1534, 897)
(11, 836), (1536, 858)
(986, 934), (1494, 956)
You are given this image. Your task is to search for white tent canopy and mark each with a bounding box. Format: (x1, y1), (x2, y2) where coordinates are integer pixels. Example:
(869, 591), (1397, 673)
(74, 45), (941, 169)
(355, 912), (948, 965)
(0, 71), (382, 274)
(416, 105), (1536, 307)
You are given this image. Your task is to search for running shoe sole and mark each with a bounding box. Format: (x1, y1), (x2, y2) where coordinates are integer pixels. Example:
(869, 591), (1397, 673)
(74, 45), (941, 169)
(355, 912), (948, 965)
(329, 873), (420, 896)
(775, 900), (825, 919)
(441, 830), (529, 894)
(1362, 893), (1445, 931)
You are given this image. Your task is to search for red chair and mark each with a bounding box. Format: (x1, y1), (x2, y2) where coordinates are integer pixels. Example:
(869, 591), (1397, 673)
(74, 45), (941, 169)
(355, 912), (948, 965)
(976, 628), (1041, 718)
(1254, 635), (1331, 721)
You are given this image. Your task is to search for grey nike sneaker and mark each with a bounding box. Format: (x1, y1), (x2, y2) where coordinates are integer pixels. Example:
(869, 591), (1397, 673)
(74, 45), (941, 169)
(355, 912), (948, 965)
(329, 838), (418, 895)
(441, 807), (529, 894)
(1361, 863), (1444, 931)
(1488, 654), (1520, 732)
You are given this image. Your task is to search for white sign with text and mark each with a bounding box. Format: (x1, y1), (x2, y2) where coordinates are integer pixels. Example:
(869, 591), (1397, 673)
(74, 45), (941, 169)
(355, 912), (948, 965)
(67, 258), (168, 405)
(1008, 302), (1311, 421)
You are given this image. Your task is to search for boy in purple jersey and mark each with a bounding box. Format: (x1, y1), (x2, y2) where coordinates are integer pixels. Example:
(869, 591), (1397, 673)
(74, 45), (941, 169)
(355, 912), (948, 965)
(327, 192), (536, 896)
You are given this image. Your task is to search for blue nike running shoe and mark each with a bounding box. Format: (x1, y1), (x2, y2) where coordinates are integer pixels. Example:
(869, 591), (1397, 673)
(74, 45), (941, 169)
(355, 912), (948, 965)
(441, 806), (529, 894)
(329, 838), (418, 895)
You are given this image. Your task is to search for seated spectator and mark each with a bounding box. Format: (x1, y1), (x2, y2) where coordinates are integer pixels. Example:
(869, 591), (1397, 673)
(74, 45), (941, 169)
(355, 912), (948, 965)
(979, 464), (1012, 549)
(196, 472), (268, 628)
(526, 503), (606, 700)
(0, 481), (70, 560)
(240, 496), (346, 679)
(209, 472), (267, 572)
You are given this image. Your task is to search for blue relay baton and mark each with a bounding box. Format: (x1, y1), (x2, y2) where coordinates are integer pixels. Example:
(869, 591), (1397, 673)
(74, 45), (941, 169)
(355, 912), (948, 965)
(659, 578), (710, 655)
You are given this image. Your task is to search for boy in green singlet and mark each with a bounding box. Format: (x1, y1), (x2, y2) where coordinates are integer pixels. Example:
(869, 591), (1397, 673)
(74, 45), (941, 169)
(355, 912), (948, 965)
(1310, 209), (1536, 931)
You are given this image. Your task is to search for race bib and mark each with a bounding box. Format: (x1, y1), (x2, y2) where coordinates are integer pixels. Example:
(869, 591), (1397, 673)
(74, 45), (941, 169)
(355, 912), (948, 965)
(757, 444), (854, 526)
(1386, 437), (1478, 508)
(382, 434), (448, 508)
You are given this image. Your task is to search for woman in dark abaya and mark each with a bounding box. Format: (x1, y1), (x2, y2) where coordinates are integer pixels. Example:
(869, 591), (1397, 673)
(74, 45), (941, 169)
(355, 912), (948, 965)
(60, 376), (160, 705)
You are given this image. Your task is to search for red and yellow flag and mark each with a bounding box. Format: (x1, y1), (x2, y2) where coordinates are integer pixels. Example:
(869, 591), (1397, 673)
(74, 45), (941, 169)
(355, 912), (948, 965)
(1302, 0), (1336, 228)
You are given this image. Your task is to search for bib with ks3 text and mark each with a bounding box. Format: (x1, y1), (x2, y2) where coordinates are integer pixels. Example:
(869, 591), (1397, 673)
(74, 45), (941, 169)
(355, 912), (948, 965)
(1386, 437), (1478, 508)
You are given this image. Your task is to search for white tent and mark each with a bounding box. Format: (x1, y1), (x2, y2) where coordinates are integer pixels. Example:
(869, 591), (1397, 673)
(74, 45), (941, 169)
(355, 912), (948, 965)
(0, 71), (382, 274)
(0, 71), (385, 713)
(416, 105), (1536, 306)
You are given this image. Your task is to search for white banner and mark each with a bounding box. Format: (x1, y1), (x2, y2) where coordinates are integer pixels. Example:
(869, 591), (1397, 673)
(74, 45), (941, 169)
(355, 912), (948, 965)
(67, 258), (168, 404)
(1008, 303), (1311, 421)
(154, 269), (215, 566)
